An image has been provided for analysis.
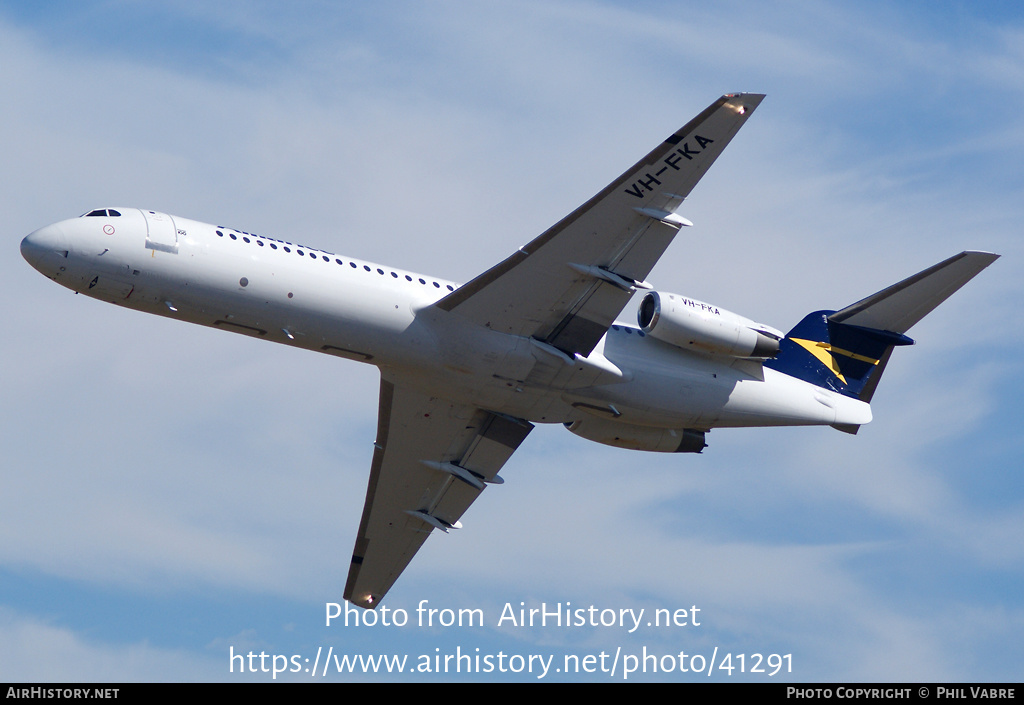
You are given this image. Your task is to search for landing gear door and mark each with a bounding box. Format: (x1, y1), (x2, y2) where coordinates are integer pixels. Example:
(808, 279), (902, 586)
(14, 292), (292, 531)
(143, 210), (179, 254)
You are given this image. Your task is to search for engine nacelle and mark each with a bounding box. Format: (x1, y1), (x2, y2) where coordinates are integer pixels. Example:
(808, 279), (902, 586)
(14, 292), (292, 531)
(565, 417), (706, 453)
(637, 291), (782, 358)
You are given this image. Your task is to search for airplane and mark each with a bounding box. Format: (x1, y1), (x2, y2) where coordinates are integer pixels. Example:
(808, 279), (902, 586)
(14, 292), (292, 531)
(20, 93), (999, 609)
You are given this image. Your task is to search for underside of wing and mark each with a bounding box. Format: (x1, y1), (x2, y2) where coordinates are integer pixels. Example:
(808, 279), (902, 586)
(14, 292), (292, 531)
(344, 375), (533, 609)
(436, 93), (765, 358)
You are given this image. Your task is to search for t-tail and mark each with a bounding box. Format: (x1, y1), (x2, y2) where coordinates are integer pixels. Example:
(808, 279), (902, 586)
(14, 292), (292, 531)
(764, 251), (999, 434)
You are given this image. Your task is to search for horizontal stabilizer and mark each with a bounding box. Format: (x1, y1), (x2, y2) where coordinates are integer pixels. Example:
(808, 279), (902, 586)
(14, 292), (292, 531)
(829, 251), (1000, 334)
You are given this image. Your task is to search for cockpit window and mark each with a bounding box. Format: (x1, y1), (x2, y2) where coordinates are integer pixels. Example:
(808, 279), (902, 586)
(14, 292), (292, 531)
(82, 209), (122, 217)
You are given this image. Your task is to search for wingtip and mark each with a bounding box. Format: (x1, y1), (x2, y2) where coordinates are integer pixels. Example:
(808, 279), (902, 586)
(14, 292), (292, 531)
(724, 92), (766, 102)
(961, 250), (1001, 262)
(953, 250), (1001, 274)
(343, 584), (379, 610)
(722, 93), (765, 115)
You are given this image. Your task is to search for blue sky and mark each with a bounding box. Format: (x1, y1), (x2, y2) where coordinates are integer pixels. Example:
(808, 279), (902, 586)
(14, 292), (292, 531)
(2, 0), (1022, 682)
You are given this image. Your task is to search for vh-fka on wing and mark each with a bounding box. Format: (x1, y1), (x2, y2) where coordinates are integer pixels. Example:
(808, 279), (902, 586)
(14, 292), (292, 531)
(21, 93), (999, 609)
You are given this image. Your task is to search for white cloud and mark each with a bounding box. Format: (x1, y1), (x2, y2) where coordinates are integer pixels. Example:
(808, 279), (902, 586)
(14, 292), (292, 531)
(0, 609), (221, 681)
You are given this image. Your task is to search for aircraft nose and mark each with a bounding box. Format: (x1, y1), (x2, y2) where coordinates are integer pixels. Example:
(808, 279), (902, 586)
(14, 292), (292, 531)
(21, 223), (69, 276)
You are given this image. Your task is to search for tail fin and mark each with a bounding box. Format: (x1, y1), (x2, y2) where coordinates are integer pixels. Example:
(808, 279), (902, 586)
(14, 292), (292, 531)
(765, 251), (999, 432)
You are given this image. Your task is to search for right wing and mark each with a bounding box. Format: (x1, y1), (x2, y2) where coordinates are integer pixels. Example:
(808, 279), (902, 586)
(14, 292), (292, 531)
(344, 375), (533, 608)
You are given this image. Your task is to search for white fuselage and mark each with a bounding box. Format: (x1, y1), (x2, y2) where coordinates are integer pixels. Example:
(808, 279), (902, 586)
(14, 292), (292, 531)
(21, 208), (871, 438)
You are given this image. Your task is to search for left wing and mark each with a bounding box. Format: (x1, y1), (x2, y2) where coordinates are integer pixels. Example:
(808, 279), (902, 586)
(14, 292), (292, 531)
(344, 375), (533, 608)
(436, 93), (764, 357)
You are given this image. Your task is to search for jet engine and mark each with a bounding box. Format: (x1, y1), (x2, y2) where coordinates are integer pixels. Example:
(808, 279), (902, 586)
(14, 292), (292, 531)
(637, 291), (782, 358)
(564, 417), (706, 453)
